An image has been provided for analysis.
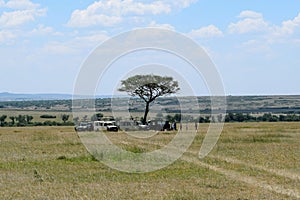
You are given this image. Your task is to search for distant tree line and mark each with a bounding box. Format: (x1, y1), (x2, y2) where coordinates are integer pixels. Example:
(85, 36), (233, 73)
(157, 113), (300, 124)
(225, 113), (300, 122)
(0, 114), (73, 127)
(0, 115), (34, 126)
(0, 99), (72, 110)
(1, 112), (299, 127)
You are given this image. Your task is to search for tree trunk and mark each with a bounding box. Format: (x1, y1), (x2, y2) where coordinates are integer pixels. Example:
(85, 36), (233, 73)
(142, 102), (150, 125)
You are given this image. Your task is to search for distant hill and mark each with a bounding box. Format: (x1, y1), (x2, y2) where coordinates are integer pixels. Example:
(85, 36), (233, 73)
(0, 92), (116, 101)
(0, 92), (72, 101)
(0, 93), (299, 114)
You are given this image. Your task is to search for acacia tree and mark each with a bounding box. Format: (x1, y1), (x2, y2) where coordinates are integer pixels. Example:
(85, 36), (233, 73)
(118, 74), (180, 125)
(61, 114), (69, 123)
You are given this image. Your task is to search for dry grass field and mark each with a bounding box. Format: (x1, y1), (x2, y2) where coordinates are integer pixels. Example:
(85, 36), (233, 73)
(1, 122), (300, 199)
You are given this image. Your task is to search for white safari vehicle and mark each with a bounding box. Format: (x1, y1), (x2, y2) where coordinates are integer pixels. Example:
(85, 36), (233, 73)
(93, 120), (118, 132)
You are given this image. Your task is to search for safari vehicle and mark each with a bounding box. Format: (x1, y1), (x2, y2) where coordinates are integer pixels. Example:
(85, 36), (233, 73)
(117, 120), (139, 131)
(93, 120), (118, 132)
(117, 120), (165, 131)
(75, 121), (93, 132)
(106, 125), (118, 132)
(147, 120), (165, 131)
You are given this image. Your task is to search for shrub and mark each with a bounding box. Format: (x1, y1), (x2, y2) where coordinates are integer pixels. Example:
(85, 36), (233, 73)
(40, 115), (56, 119)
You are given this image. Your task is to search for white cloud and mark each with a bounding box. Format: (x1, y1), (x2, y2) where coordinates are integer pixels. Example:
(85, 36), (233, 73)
(67, 0), (195, 28)
(242, 39), (272, 56)
(228, 10), (300, 46)
(122, 1), (171, 15)
(42, 32), (109, 55)
(72, 32), (109, 47)
(0, 0), (47, 29)
(68, 9), (122, 27)
(0, 1), (48, 44)
(2, 0), (39, 10)
(189, 25), (223, 38)
(148, 21), (174, 30)
(30, 25), (54, 35)
(238, 10), (263, 19)
(30, 25), (63, 36)
(0, 30), (15, 44)
(274, 12), (300, 36)
(228, 11), (269, 34)
(167, 0), (197, 9)
(42, 41), (78, 55)
(0, 9), (46, 27)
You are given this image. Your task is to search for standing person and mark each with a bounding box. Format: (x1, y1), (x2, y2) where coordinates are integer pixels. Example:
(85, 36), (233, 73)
(180, 122), (182, 130)
(195, 122), (198, 131)
(173, 122), (177, 131)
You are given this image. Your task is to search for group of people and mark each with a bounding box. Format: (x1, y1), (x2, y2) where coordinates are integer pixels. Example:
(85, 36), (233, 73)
(163, 121), (199, 131)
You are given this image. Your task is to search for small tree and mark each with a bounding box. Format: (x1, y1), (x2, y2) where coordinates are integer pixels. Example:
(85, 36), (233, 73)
(25, 115), (33, 124)
(0, 115), (7, 126)
(61, 114), (69, 123)
(9, 116), (15, 125)
(16, 115), (26, 126)
(119, 74), (180, 125)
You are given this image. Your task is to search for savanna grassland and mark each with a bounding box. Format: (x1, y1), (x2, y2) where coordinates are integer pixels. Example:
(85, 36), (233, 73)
(1, 122), (300, 199)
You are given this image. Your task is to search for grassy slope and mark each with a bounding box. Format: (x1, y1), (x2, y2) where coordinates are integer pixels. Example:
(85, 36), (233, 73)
(0, 123), (299, 199)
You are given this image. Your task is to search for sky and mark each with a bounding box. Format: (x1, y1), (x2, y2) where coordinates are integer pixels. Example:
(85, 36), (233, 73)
(0, 0), (300, 95)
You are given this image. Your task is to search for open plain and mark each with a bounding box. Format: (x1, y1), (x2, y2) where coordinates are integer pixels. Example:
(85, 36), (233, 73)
(1, 122), (299, 199)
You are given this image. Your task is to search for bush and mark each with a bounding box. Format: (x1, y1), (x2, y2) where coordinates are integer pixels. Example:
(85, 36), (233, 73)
(43, 121), (58, 126)
(40, 115), (56, 119)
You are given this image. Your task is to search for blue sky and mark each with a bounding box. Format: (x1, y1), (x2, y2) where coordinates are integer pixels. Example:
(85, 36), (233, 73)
(0, 0), (300, 95)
